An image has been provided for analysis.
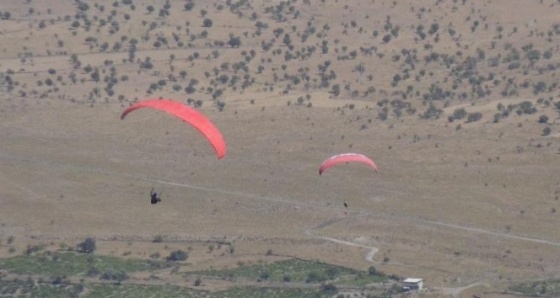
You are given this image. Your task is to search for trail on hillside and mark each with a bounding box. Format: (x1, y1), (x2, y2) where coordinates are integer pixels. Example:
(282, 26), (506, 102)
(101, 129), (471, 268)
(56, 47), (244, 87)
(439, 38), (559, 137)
(3, 153), (560, 250)
(80, 165), (560, 247)
(304, 218), (379, 262)
(150, 172), (560, 247)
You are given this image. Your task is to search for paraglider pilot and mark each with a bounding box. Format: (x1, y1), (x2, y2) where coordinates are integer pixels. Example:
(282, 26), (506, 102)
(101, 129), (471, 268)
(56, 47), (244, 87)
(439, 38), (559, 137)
(150, 187), (162, 204)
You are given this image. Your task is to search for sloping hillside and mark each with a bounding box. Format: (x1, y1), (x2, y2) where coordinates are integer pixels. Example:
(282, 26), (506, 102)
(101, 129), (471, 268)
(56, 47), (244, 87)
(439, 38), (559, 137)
(1, 0), (559, 295)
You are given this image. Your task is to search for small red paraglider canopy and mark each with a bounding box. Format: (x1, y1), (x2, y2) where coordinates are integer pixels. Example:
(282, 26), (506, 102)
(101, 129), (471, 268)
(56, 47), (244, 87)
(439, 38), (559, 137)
(318, 153), (377, 175)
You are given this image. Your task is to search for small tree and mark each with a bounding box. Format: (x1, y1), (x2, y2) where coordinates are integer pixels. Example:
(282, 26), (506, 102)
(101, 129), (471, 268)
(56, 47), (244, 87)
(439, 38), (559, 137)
(331, 84), (340, 96)
(452, 108), (467, 120)
(420, 103), (443, 119)
(538, 115), (549, 124)
(167, 250), (188, 261)
(100, 270), (128, 282)
(258, 271), (270, 281)
(216, 101), (226, 111)
(320, 284), (338, 295)
(466, 112), (483, 123)
(542, 126), (551, 136)
(77, 237), (96, 254)
(184, 2), (195, 11)
(228, 36), (241, 48)
(202, 18), (213, 28)
(382, 34), (392, 43)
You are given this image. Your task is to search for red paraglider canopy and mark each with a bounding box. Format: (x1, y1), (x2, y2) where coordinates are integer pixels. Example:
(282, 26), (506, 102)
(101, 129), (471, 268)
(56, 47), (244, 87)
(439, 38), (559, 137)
(318, 153), (377, 175)
(121, 99), (226, 159)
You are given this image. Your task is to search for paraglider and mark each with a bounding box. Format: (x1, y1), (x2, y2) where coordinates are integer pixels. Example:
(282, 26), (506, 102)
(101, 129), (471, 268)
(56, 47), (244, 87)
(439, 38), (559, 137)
(318, 153), (378, 175)
(121, 99), (226, 159)
(318, 153), (378, 209)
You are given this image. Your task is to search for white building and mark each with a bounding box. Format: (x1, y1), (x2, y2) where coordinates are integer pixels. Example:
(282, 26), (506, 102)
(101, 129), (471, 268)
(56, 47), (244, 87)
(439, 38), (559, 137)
(402, 278), (423, 291)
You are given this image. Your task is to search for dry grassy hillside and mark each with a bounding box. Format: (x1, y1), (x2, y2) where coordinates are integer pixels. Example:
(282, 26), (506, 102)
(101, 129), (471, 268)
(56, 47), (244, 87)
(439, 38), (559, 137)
(1, 0), (560, 295)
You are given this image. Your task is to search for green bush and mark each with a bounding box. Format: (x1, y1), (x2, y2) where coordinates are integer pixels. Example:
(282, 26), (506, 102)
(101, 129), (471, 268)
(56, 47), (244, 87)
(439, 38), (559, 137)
(76, 237), (96, 254)
(166, 250), (188, 262)
(467, 112), (483, 123)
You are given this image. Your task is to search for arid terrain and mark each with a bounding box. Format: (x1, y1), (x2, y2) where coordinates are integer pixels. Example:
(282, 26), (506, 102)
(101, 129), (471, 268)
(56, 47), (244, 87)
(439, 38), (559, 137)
(1, 0), (560, 297)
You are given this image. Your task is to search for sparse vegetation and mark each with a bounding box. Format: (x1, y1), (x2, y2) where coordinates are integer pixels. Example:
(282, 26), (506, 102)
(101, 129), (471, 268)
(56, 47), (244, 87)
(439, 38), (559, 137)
(509, 280), (560, 296)
(0, 253), (393, 297)
(0, 252), (169, 276)
(1, 0), (559, 296)
(166, 250), (188, 262)
(186, 258), (386, 286)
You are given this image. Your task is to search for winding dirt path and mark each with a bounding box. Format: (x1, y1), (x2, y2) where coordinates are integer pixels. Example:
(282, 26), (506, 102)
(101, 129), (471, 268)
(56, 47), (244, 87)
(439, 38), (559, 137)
(305, 229), (379, 262)
(304, 217), (379, 262)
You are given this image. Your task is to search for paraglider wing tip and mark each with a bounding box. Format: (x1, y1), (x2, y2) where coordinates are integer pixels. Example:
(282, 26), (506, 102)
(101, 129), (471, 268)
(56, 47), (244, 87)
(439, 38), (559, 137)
(120, 110), (129, 120)
(216, 147), (226, 159)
